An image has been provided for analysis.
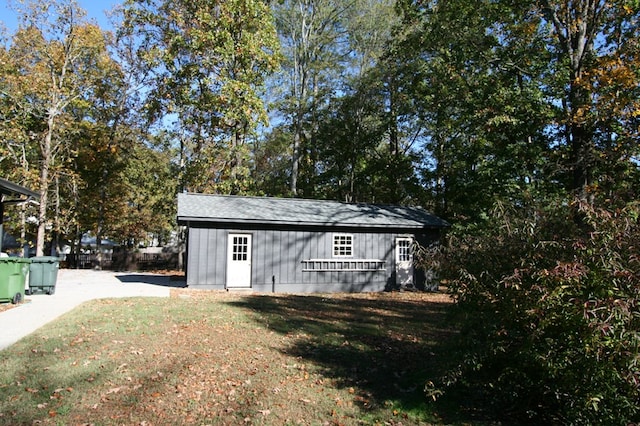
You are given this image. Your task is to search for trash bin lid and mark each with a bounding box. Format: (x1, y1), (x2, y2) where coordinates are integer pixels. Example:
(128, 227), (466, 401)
(30, 256), (60, 263)
(0, 257), (31, 263)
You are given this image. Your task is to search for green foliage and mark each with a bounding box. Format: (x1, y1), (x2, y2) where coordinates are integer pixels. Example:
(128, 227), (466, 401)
(250, 126), (292, 197)
(269, 0), (408, 198)
(394, 0), (640, 223)
(0, 0), (128, 255)
(265, 0), (431, 202)
(311, 77), (424, 204)
(120, 0), (281, 193)
(394, 0), (556, 222)
(434, 198), (640, 424)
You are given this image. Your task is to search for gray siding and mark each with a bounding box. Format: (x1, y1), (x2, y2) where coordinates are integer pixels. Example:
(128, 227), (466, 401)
(185, 225), (439, 293)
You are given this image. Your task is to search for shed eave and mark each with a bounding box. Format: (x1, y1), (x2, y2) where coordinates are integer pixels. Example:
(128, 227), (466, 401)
(0, 177), (40, 201)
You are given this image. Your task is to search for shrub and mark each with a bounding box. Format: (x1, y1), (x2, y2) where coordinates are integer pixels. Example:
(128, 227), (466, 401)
(432, 199), (640, 424)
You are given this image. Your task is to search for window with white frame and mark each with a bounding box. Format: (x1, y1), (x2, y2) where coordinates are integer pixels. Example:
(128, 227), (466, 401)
(333, 234), (353, 257)
(396, 238), (413, 262)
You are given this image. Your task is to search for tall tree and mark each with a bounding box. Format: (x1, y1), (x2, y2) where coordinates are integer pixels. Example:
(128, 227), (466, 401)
(311, 66), (426, 204)
(396, 0), (639, 221)
(0, 36), (40, 188)
(68, 20), (155, 263)
(272, 0), (352, 196)
(119, 0), (280, 194)
(5, 0), (117, 255)
(539, 0), (640, 203)
(269, 0), (411, 200)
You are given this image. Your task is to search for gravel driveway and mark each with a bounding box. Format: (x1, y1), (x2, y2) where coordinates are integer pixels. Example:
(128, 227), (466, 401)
(0, 269), (179, 351)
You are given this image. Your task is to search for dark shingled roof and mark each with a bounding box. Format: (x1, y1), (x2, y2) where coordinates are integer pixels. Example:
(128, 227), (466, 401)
(0, 177), (39, 200)
(177, 193), (449, 230)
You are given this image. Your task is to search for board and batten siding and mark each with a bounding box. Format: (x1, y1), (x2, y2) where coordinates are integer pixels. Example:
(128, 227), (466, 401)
(185, 225), (423, 292)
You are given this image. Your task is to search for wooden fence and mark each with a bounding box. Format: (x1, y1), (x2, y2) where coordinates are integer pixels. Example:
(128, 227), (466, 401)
(64, 252), (180, 271)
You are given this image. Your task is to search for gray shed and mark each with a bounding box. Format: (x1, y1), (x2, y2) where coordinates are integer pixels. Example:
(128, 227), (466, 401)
(177, 193), (448, 293)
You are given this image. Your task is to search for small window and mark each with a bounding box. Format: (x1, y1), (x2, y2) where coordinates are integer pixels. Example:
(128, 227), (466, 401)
(333, 234), (353, 257)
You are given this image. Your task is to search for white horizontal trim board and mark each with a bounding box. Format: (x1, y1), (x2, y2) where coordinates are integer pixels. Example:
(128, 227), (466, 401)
(301, 259), (386, 272)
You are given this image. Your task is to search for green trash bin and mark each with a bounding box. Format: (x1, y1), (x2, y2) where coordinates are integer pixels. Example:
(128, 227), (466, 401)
(28, 256), (60, 295)
(0, 258), (31, 304)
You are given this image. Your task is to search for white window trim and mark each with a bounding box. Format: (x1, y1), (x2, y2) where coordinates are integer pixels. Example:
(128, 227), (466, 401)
(396, 237), (413, 263)
(332, 233), (353, 258)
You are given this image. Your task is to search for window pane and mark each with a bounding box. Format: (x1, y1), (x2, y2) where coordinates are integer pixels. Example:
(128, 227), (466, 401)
(333, 234), (353, 257)
(232, 236), (249, 262)
(398, 240), (412, 261)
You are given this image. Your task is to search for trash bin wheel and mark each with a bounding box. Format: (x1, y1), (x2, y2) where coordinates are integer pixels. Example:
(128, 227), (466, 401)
(46, 287), (55, 295)
(12, 292), (22, 304)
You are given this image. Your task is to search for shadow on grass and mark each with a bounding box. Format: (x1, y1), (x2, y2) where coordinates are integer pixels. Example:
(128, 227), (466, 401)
(226, 293), (466, 421)
(115, 273), (187, 288)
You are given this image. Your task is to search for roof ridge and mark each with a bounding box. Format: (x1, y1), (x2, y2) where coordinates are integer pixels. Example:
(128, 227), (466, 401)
(180, 192), (427, 210)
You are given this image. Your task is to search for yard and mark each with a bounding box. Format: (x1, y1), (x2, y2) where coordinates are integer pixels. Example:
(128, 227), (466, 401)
(0, 289), (460, 425)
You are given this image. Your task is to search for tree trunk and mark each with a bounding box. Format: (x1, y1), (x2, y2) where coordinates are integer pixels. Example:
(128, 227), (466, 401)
(568, 75), (594, 203)
(387, 74), (399, 157)
(542, 0), (599, 201)
(291, 111), (303, 196)
(20, 204), (28, 258)
(50, 176), (61, 256)
(36, 117), (55, 257)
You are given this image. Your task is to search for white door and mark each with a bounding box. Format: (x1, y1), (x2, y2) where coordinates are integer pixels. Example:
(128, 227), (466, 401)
(395, 237), (414, 287)
(227, 234), (252, 288)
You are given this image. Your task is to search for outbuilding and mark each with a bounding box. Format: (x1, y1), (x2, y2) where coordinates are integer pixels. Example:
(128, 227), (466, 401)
(0, 178), (39, 254)
(177, 193), (448, 293)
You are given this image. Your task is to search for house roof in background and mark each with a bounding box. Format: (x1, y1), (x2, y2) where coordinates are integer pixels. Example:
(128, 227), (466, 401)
(0, 178), (39, 201)
(177, 193), (449, 230)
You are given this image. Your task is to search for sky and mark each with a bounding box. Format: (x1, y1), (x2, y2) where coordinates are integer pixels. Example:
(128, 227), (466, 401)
(0, 1), (121, 33)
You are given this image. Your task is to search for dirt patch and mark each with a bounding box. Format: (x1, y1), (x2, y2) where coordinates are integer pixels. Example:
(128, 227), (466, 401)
(170, 287), (453, 303)
(0, 302), (17, 313)
(0, 298), (29, 313)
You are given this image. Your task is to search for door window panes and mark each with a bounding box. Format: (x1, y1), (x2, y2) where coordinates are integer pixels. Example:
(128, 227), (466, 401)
(397, 239), (412, 262)
(232, 236), (249, 261)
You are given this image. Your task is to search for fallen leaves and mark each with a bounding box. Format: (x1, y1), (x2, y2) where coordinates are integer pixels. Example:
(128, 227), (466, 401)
(105, 387), (121, 395)
(1, 291), (452, 424)
(50, 387), (73, 400)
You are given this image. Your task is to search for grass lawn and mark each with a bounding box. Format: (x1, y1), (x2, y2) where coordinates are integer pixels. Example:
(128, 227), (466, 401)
(0, 289), (458, 425)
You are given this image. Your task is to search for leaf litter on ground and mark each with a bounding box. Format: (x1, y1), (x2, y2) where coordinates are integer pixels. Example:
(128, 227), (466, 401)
(0, 289), (454, 425)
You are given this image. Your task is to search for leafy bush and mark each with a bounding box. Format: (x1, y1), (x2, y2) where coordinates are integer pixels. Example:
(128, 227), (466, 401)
(432, 199), (640, 424)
